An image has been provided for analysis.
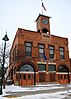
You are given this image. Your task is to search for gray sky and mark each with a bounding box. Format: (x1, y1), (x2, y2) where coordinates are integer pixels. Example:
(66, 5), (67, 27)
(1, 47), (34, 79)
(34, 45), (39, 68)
(0, 0), (71, 57)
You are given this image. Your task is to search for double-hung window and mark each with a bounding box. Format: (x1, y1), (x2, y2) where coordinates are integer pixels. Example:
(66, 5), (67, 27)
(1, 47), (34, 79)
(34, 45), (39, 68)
(59, 47), (64, 60)
(39, 44), (44, 58)
(25, 42), (32, 57)
(49, 45), (54, 59)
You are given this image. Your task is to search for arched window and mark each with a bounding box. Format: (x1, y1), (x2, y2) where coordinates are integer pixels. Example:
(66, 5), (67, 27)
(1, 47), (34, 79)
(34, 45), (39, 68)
(42, 28), (48, 33)
(20, 64), (34, 72)
(58, 66), (68, 72)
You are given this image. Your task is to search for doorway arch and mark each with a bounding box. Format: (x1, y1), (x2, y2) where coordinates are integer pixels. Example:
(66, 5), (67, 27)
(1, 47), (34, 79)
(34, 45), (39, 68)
(57, 65), (69, 84)
(19, 64), (35, 86)
(20, 64), (34, 72)
(42, 28), (48, 33)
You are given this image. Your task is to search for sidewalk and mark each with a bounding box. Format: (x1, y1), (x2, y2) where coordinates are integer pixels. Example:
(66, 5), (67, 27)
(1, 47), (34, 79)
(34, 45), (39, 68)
(5, 84), (71, 97)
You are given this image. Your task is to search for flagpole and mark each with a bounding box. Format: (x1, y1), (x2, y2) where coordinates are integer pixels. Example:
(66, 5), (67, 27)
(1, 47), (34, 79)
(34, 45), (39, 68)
(41, 0), (47, 15)
(41, 0), (43, 15)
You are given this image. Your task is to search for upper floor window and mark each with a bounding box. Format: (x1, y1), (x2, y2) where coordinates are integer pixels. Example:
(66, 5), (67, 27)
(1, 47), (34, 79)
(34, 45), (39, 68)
(49, 45), (54, 59)
(25, 42), (32, 57)
(59, 47), (64, 60)
(38, 44), (44, 58)
(13, 47), (16, 62)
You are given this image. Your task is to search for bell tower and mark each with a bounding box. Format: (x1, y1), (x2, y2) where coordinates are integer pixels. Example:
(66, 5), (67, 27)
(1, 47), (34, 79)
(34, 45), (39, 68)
(36, 14), (51, 34)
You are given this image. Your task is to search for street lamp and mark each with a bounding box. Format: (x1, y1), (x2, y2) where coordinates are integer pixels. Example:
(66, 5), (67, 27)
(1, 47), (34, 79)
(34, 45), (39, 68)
(2, 32), (9, 90)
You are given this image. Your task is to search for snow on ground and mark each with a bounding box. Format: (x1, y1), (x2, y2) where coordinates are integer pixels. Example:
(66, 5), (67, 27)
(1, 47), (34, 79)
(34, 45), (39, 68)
(0, 84), (71, 99)
(18, 91), (68, 99)
(5, 84), (64, 92)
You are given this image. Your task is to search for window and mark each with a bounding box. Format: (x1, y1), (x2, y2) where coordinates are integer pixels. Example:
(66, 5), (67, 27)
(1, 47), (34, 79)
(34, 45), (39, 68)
(28, 74), (31, 80)
(49, 45), (54, 59)
(38, 64), (46, 71)
(39, 44), (44, 58)
(61, 75), (62, 79)
(48, 64), (56, 71)
(59, 47), (64, 60)
(23, 74), (26, 80)
(64, 75), (66, 79)
(25, 42), (32, 57)
(20, 64), (34, 72)
(58, 66), (68, 72)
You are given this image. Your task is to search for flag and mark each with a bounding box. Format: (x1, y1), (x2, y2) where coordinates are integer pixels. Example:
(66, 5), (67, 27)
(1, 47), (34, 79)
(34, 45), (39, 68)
(44, 54), (47, 60)
(42, 2), (47, 11)
(43, 52), (47, 60)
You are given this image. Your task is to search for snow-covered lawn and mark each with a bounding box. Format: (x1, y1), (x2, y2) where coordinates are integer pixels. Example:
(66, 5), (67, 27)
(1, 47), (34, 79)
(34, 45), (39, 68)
(0, 84), (71, 99)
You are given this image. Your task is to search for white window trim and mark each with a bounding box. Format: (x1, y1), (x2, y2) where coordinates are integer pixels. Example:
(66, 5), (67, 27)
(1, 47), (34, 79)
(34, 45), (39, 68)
(49, 71), (56, 73)
(38, 71), (46, 73)
(16, 71), (34, 74)
(56, 72), (68, 74)
(37, 62), (47, 64)
(48, 62), (56, 65)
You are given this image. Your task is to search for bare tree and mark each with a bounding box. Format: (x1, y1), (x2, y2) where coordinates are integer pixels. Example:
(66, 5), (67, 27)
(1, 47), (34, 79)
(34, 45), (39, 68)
(0, 42), (10, 73)
(0, 42), (10, 89)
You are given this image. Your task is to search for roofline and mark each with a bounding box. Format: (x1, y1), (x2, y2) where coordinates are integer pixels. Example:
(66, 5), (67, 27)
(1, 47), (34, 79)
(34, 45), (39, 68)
(18, 28), (39, 34)
(18, 28), (68, 39)
(51, 34), (68, 39)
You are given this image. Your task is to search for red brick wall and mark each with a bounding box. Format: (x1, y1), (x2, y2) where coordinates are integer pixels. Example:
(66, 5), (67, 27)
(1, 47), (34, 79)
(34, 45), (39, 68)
(9, 28), (70, 85)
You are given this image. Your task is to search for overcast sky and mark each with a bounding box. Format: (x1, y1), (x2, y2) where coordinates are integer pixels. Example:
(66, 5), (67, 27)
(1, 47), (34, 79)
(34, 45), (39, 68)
(0, 0), (71, 57)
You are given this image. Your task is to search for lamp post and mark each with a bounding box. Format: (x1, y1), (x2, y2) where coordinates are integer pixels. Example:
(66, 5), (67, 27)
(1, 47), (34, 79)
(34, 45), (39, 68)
(2, 32), (9, 90)
(0, 77), (2, 95)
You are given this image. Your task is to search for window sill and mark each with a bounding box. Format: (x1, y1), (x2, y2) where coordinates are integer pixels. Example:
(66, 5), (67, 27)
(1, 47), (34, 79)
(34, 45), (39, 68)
(60, 59), (65, 61)
(50, 58), (55, 60)
(38, 71), (46, 73)
(49, 71), (56, 73)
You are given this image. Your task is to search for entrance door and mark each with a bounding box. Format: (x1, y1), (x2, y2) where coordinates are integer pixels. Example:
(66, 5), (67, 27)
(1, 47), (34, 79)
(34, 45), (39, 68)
(58, 74), (68, 84)
(20, 64), (35, 86)
(50, 73), (55, 82)
(39, 72), (45, 82)
(58, 65), (69, 84)
(21, 73), (34, 86)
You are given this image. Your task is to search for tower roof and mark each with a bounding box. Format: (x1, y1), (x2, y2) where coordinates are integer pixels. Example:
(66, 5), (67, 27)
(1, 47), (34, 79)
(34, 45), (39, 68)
(36, 14), (51, 21)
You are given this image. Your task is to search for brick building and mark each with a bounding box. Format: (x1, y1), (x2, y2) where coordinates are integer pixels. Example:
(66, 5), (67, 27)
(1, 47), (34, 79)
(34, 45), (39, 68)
(9, 14), (71, 86)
